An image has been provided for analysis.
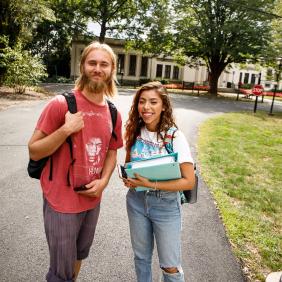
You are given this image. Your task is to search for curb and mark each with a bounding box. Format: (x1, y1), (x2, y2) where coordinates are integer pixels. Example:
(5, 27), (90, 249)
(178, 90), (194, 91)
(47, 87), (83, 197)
(265, 271), (282, 282)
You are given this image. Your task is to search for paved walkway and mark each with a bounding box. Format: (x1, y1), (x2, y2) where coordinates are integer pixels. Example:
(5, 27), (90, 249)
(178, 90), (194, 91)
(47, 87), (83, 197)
(0, 85), (280, 281)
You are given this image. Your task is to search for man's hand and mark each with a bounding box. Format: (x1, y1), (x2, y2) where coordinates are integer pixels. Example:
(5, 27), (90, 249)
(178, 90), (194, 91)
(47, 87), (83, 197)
(76, 178), (108, 198)
(63, 111), (84, 135)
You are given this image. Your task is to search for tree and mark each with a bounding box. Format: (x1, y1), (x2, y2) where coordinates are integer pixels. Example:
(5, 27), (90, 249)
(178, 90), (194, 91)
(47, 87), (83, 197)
(0, 0), (54, 83)
(271, 0), (282, 57)
(123, 0), (173, 56)
(80, 0), (154, 43)
(173, 0), (276, 95)
(0, 0), (54, 47)
(29, 0), (88, 78)
(263, 0), (282, 80)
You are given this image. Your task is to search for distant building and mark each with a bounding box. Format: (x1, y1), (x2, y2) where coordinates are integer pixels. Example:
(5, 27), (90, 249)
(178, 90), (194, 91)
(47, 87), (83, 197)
(71, 37), (281, 90)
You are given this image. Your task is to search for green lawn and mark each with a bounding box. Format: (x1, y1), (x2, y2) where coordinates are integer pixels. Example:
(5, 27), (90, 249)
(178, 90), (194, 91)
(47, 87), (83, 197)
(197, 111), (282, 281)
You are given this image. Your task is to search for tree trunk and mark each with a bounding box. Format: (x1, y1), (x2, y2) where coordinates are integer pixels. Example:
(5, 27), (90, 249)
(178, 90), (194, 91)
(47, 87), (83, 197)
(208, 59), (227, 96)
(209, 72), (220, 96)
(99, 21), (107, 43)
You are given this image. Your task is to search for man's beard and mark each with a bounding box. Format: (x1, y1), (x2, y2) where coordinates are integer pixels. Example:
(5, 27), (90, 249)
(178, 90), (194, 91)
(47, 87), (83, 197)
(85, 75), (110, 94)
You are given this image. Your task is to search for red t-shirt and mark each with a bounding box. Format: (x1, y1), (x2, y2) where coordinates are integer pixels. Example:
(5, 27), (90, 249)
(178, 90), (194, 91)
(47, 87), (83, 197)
(36, 90), (123, 213)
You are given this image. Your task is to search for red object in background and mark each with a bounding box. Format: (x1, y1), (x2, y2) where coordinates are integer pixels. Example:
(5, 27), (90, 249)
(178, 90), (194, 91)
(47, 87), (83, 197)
(252, 84), (264, 96)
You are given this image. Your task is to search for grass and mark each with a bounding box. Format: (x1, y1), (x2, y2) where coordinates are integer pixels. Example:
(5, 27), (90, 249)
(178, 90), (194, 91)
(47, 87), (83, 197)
(263, 96), (282, 102)
(197, 111), (282, 281)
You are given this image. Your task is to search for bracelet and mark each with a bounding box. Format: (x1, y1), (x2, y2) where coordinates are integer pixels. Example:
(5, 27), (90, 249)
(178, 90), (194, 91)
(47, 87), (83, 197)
(153, 181), (157, 191)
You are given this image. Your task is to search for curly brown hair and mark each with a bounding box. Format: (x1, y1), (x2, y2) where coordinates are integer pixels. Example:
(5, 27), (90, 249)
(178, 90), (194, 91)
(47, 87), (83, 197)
(125, 81), (177, 152)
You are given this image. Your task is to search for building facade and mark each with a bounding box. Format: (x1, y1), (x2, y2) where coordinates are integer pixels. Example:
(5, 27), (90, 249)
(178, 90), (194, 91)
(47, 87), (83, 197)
(70, 37), (281, 91)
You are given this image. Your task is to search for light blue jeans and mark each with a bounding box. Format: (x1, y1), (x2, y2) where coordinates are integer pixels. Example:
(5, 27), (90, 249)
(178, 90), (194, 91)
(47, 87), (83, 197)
(126, 189), (184, 282)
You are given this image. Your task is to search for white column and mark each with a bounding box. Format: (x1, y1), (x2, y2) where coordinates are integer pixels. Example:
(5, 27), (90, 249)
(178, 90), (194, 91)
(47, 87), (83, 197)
(124, 54), (130, 77)
(136, 54), (142, 79)
(151, 58), (157, 80)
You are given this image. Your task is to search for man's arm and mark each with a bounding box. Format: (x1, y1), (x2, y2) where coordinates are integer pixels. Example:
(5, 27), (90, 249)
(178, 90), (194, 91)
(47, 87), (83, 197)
(100, 149), (117, 184)
(28, 111), (84, 161)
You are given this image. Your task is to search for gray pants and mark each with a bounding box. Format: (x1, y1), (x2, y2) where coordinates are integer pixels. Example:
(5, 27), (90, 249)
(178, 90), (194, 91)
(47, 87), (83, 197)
(43, 198), (100, 282)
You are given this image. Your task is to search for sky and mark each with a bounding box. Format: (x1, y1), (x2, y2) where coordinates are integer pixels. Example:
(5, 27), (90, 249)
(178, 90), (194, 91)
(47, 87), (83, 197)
(87, 22), (100, 36)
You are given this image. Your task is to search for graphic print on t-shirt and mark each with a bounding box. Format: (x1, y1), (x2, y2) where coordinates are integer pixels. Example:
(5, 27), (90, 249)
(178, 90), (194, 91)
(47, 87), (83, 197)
(86, 137), (102, 165)
(131, 136), (164, 161)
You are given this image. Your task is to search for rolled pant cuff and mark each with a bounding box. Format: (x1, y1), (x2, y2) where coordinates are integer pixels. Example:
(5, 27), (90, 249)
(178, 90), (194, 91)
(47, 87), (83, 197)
(46, 268), (74, 282)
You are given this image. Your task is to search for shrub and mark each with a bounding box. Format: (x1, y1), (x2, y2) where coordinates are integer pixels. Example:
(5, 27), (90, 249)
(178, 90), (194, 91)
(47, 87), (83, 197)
(1, 37), (47, 94)
(240, 83), (253, 89)
(160, 79), (169, 85)
(270, 88), (282, 92)
(139, 78), (152, 85)
(43, 76), (73, 83)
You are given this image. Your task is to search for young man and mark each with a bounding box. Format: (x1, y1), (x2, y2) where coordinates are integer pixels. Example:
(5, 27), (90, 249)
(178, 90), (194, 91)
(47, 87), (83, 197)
(28, 41), (123, 282)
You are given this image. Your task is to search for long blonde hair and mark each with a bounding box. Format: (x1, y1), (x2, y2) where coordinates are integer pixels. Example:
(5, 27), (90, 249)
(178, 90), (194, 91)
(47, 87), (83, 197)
(75, 41), (117, 97)
(125, 81), (177, 152)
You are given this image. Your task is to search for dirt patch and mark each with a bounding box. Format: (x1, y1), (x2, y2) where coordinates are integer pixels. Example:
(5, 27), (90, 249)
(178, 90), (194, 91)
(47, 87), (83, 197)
(0, 86), (54, 111)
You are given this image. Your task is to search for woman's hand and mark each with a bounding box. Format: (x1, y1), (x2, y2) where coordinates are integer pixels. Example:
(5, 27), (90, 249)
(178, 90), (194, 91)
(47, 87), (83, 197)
(121, 161), (137, 189)
(124, 173), (152, 189)
(123, 178), (137, 189)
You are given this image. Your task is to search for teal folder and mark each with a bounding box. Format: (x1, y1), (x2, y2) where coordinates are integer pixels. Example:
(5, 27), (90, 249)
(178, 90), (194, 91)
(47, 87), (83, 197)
(125, 153), (181, 191)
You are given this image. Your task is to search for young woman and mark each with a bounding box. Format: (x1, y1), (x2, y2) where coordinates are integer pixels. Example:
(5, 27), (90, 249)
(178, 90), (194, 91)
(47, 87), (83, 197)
(123, 81), (195, 282)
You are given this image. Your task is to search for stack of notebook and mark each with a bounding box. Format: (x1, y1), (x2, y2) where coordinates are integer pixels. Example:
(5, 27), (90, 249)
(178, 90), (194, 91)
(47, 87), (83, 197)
(117, 153), (181, 191)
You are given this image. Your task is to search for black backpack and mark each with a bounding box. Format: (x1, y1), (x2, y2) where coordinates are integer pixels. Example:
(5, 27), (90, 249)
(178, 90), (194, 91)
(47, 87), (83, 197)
(27, 91), (118, 184)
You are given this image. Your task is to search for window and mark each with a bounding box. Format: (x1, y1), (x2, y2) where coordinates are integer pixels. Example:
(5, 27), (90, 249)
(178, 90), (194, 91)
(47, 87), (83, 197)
(173, 66), (179, 79)
(141, 57), (148, 77)
(239, 72), (242, 83)
(156, 64), (163, 77)
(251, 74), (256, 84)
(129, 55), (136, 76)
(117, 54), (125, 74)
(165, 65), (171, 79)
(244, 73), (249, 84)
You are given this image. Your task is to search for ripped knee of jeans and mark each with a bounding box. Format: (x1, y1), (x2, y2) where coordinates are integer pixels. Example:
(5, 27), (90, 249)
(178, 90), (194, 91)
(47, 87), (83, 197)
(161, 267), (179, 274)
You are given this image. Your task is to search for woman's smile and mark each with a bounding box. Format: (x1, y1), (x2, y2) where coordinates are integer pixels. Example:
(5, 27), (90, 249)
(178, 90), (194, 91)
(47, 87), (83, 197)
(138, 90), (164, 131)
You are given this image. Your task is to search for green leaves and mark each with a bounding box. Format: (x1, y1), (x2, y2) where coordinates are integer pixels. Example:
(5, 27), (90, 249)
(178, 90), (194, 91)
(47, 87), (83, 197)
(0, 0), (55, 47)
(175, 0), (274, 62)
(171, 0), (276, 94)
(123, 0), (174, 56)
(79, 0), (143, 42)
(0, 37), (47, 93)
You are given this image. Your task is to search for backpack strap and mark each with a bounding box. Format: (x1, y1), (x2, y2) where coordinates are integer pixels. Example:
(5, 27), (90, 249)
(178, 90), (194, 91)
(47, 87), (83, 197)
(106, 99), (118, 140)
(49, 157), (53, 180)
(62, 91), (77, 113)
(163, 127), (177, 154)
(62, 91), (77, 186)
(164, 127), (197, 172)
